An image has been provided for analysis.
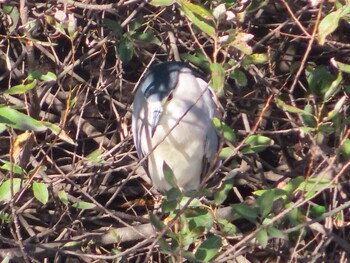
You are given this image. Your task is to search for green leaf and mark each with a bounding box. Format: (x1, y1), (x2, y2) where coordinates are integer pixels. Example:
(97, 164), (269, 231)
(298, 178), (333, 192)
(149, 213), (165, 231)
(267, 227), (285, 239)
(340, 139), (350, 159)
(318, 9), (341, 45)
(254, 188), (288, 201)
(42, 122), (75, 145)
(210, 63), (225, 93)
(229, 69), (247, 87)
(57, 190), (69, 205)
(213, 3), (226, 21)
(195, 235), (222, 262)
(284, 176), (304, 194)
(149, 0), (174, 6)
(0, 105), (47, 132)
(276, 98), (314, 116)
(246, 53), (268, 64)
(33, 181), (49, 205)
(118, 36), (134, 64)
(180, 51), (211, 70)
(3, 5), (19, 33)
(132, 32), (160, 45)
(163, 161), (178, 189)
(323, 96), (346, 122)
(214, 177), (234, 205)
(219, 147), (235, 158)
(306, 65), (334, 95)
(324, 73), (343, 101)
(5, 81), (37, 95)
(39, 72), (57, 82)
(102, 18), (123, 36)
(218, 218), (238, 235)
(213, 118), (236, 142)
(72, 201), (96, 210)
(181, 1), (214, 20)
(86, 149), (105, 164)
(0, 160), (25, 175)
(27, 70), (43, 80)
(0, 178), (22, 202)
(231, 203), (258, 222)
(181, 3), (215, 37)
(256, 229), (268, 247)
(303, 103), (317, 128)
(230, 32), (253, 55)
(256, 190), (274, 218)
(309, 205), (326, 219)
(241, 135), (274, 154)
(186, 208), (214, 230)
(331, 58), (350, 74)
(0, 212), (11, 223)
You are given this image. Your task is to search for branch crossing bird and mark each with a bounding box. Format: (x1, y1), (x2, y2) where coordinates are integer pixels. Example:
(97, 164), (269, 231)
(132, 61), (222, 193)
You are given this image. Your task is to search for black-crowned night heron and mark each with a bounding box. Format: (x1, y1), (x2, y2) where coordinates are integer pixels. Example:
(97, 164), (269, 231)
(132, 61), (221, 193)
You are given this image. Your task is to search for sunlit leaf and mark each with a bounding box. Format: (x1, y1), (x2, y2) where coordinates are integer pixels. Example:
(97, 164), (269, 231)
(298, 178), (334, 192)
(0, 105), (47, 132)
(86, 149), (105, 164)
(219, 146), (235, 158)
(256, 190), (274, 218)
(195, 235), (221, 262)
(340, 139), (350, 159)
(72, 201), (96, 210)
(218, 218), (238, 235)
(180, 52), (211, 70)
(186, 208), (214, 230)
(324, 73), (343, 101)
(0, 160), (25, 175)
(182, 1), (213, 20)
(256, 229), (268, 247)
(149, 0), (174, 6)
(213, 118), (236, 142)
(309, 205), (326, 219)
(267, 227), (285, 239)
(57, 190), (69, 205)
(241, 135), (274, 154)
(214, 177), (234, 205)
(210, 63), (225, 93)
(323, 96), (346, 121)
(33, 181), (49, 205)
(243, 53), (268, 66)
(181, 3), (215, 37)
(5, 81), (37, 95)
(213, 3), (226, 21)
(43, 122), (75, 145)
(0, 179), (22, 202)
(318, 10), (341, 45)
(3, 5), (19, 33)
(331, 58), (350, 74)
(276, 98), (314, 116)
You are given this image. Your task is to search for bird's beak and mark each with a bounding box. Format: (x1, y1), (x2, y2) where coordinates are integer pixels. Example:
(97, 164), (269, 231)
(151, 105), (162, 137)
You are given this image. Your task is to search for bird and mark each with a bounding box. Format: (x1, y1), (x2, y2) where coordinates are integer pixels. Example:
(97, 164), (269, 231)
(132, 61), (221, 193)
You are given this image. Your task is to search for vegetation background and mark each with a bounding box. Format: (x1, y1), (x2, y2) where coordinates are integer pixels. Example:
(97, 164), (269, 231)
(0, 0), (349, 262)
